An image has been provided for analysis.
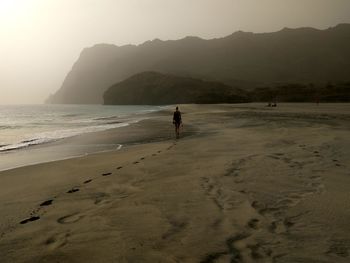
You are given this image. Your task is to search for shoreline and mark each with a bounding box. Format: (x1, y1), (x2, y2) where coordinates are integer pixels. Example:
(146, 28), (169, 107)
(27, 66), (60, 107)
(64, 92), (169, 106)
(0, 104), (170, 171)
(1, 102), (349, 172)
(0, 103), (349, 262)
(0, 106), (193, 172)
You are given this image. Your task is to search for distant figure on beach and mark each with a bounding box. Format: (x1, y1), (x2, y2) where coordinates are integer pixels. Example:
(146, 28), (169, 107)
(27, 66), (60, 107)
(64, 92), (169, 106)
(267, 101), (277, 107)
(173, 106), (182, 139)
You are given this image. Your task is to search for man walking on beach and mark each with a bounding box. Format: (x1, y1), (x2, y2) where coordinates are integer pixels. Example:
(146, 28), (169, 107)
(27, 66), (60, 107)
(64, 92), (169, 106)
(173, 106), (182, 139)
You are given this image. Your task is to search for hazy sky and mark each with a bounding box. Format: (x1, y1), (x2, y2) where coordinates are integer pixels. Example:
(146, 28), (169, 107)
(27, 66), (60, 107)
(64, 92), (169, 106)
(1, 0), (349, 104)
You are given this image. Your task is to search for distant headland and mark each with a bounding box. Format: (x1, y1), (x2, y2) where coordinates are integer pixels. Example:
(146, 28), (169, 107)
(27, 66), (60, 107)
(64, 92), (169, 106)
(47, 24), (350, 104)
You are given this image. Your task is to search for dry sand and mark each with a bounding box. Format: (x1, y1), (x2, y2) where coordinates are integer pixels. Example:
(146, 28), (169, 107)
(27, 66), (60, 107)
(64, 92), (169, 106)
(0, 103), (349, 263)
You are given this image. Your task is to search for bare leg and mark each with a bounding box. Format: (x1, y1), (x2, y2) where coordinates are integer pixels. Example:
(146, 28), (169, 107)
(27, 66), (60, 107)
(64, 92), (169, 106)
(175, 124), (180, 139)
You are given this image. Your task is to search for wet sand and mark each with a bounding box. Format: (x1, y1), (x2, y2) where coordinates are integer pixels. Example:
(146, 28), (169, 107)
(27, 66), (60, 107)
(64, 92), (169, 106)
(0, 103), (349, 262)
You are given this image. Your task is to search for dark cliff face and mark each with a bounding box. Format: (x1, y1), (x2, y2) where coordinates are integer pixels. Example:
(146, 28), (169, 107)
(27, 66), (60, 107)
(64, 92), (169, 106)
(103, 72), (250, 105)
(49, 24), (350, 104)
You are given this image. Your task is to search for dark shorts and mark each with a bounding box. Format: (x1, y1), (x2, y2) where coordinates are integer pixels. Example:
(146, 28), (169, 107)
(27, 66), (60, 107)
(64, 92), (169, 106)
(174, 122), (181, 128)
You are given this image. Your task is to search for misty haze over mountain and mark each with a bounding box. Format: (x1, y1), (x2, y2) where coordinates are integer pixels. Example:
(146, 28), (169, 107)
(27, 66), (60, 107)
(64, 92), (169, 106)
(1, 0), (350, 104)
(48, 24), (350, 104)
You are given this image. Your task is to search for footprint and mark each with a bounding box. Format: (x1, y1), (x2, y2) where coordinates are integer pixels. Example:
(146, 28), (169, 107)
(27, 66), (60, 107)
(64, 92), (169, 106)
(274, 153), (284, 156)
(162, 218), (188, 240)
(67, 188), (79, 194)
(94, 192), (111, 205)
(268, 155), (280, 160)
(283, 218), (294, 228)
(20, 216), (40, 224)
(45, 232), (70, 250)
(84, 179), (92, 184)
(40, 200), (53, 206)
(310, 175), (321, 179)
(269, 219), (293, 234)
(247, 218), (260, 229)
(140, 157), (145, 160)
(225, 167), (240, 177)
(102, 172), (112, 176)
(326, 239), (350, 257)
(133, 161), (139, 164)
(30, 208), (40, 216)
(152, 154), (157, 156)
(157, 151), (161, 153)
(116, 166), (123, 170)
(57, 213), (84, 224)
(251, 200), (261, 210)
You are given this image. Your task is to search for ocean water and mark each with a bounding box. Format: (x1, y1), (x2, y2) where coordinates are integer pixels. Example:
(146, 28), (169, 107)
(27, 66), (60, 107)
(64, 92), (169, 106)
(0, 104), (162, 153)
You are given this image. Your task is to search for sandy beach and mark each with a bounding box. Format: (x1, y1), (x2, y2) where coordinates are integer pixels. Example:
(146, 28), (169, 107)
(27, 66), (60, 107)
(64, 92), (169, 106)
(0, 103), (349, 263)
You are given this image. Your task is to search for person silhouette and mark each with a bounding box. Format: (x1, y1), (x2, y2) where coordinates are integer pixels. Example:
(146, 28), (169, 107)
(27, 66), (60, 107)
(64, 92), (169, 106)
(173, 106), (182, 139)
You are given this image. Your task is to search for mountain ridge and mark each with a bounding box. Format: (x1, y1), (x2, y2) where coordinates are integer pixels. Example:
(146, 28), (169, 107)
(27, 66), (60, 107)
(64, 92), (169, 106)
(48, 23), (350, 104)
(103, 71), (250, 105)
